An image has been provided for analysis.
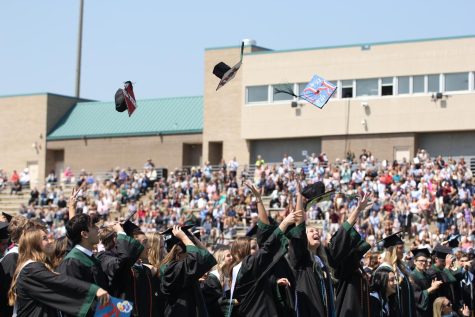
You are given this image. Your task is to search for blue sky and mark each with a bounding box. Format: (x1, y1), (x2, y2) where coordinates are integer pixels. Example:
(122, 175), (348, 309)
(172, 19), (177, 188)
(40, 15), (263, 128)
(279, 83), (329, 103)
(1, 0), (474, 101)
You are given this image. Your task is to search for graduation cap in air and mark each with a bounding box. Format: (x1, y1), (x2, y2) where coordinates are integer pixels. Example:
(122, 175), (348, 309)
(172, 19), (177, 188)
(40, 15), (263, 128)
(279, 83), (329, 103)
(302, 182), (335, 210)
(213, 42), (244, 91)
(378, 231), (404, 249)
(432, 244), (453, 259)
(0, 222), (9, 240)
(115, 81), (137, 116)
(274, 75), (337, 109)
(159, 225), (195, 252)
(447, 234), (460, 248)
(411, 248), (431, 259)
(2, 212), (12, 223)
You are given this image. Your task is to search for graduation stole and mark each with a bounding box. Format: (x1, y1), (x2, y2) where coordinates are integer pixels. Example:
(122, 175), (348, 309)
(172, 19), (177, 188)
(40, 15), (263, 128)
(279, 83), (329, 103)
(123, 81), (137, 117)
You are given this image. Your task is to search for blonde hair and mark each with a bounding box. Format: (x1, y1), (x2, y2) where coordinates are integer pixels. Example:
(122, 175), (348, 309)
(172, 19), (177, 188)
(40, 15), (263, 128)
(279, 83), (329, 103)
(228, 237), (251, 277)
(147, 232), (166, 268)
(8, 228), (49, 305)
(432, 297), (447, 317)
(212, 248), (230, 287)
(383, 246), (412, 282)
(160, 244), (185, 267)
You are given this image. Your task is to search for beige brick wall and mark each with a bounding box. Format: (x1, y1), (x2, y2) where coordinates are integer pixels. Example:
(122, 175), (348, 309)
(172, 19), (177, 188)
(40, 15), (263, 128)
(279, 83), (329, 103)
(46, 133), (202, 172)
(322, 133), (416, 162)
(0, 95), (48, 184)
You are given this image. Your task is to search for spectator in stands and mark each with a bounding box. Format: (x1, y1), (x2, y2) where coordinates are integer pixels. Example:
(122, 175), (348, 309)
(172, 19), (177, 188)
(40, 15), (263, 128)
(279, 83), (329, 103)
(10, 170), (21, 194)
(63, 167), (74, 184)
(46, 170), (57, 183)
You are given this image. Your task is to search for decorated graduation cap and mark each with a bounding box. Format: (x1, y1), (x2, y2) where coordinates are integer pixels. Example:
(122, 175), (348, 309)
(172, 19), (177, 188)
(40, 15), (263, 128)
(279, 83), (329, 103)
(378, 231), (404, 249)
(274, 75), (337, 109)
(411, 248), (431, 259)
(115, 81), (137, 116)
(2, 212), (12, 223)
(213, 42), (244, 91)
(159, 225), (195, 252)
(0, 222), (8, 239)
(302, 182), (335, 210)
(432, 244), (453, 259)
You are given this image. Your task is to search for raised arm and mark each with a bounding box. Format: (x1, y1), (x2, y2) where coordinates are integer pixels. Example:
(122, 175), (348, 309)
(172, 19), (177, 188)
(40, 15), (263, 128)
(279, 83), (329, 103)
(245, 180), (269, 225)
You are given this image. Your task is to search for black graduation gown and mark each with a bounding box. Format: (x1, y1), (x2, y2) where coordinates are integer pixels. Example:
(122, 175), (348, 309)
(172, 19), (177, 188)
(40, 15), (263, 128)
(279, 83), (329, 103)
(97, 233), (144, 292)
(15, 261), (99, 317)
(256, 221), (296, 317)
(369, 292), (399, 317)
(327, 221), (371, 317)
(0, 249), (18, 317)
(202, 273), (226, 317)
(287, 222), (333, 317)
(427, 265), (463, 312)
(230, 227), (289, 317)
(410, 269), (434, 317)
(160, 245), (217, 317)
(459, 270), (475, 311)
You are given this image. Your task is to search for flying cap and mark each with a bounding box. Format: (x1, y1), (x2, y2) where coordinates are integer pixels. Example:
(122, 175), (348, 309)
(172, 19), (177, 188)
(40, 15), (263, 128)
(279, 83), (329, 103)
(447, 234), (460, 248)
(114, 81), (137, 116)
(274, 74), (337, 109)
(213, 42), (244, 91)
(411, 248), (431, 259)
(378, 231), (404, 249)
(302, 182), (335, 210)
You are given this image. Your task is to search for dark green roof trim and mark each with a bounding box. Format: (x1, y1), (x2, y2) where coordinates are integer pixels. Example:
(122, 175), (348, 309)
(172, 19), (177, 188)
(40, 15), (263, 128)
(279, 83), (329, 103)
(245, 34), (475, 56)
(47, 129), (203, 141)
(0, 92), (93, 101)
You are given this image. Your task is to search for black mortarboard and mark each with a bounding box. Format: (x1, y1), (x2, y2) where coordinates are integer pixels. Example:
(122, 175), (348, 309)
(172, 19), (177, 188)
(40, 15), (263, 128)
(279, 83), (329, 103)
(159, 225), (194, 252)
(115, 81), (137, 116)
(0, 222), (9, 240)
(378, 231), (404, 249)
(411, 248), (431, 259)
(122, 221), (143, 237)
(302, 182), (335, 210)
(432, 244), (452, 259)
(213, 42), (244, 91)
(2, 212), (12, 223)
(447, 235), (460, 248)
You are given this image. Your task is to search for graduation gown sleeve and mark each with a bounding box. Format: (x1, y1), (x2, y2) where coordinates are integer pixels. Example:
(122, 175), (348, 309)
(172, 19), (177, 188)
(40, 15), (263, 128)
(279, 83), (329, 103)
(410, 270), (432, 317)
(202, 273), (225, 317)
(15, 262), (99, 317)
(0, 252), (18, 317)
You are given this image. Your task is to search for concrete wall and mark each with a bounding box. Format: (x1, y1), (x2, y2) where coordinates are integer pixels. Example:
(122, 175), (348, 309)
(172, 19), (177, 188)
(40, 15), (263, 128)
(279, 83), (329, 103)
(46, 133), (202, 172)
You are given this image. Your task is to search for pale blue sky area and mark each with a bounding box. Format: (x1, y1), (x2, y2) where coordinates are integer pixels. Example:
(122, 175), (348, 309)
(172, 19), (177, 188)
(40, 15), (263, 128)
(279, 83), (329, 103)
(1, 1), (474, 101)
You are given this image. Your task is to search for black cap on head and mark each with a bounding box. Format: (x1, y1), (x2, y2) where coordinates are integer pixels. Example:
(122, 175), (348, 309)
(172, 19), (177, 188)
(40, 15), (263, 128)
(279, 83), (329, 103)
(2, 212), (13, 223)
(448, 235), (460, 248)
(433, 244), (452, 259)
(159, 225), (194, 252)
(379, 232), (404, 249)
(122, 221), (144, 237)
(0, 222), (9, 239)
(411, 248), (431, 259)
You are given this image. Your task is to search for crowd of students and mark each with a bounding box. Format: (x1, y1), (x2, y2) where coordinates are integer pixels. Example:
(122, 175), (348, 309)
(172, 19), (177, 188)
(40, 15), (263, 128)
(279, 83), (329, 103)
(1, 175), (474, 317)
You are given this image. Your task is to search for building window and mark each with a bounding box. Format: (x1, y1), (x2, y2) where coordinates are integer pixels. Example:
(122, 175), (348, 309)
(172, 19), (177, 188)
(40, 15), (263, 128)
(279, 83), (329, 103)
(428, 74), (440, 93)
(298, 82), (308, 96)
(246, 85), (268, 103)
(341, 80), (353, 98)
(445, 72), (469, 91)
(272, 84), (294, 102)
(356, 78), (378, 97)
(328, 80), (338, 98)
(381, 77), (393, 96)
(413, 75), (425, 93)
(398, 76), (410, 94)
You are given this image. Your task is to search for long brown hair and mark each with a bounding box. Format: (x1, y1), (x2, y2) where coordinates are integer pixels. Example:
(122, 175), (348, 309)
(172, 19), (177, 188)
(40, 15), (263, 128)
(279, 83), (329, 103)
(228, 237), (251, 277)
(160, 243), (185, 267)
(8, 228), (49, 305)
(147, 232), (166, 268)
(47, 236), (69, 269)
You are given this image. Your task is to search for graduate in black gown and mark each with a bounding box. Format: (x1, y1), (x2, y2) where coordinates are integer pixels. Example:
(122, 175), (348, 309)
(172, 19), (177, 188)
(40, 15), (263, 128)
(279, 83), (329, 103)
(327, 192), (373, 317)
(8, 227), (110, 317)
(369, 266), (399, 317)
(57, 214), (109, 301)
(106, 221), (157, 317)
(410, 248), (443, 317)
(160, 225), (217, 317)
(376, 233), (416, 317)
(242, 180), (296, 316)
(227, 211), (297, 317)
(0, 215), (32, 317)
(286, 182), (335, 317)
(427, 244), (464, 314)
(458, 253), (475, 314)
